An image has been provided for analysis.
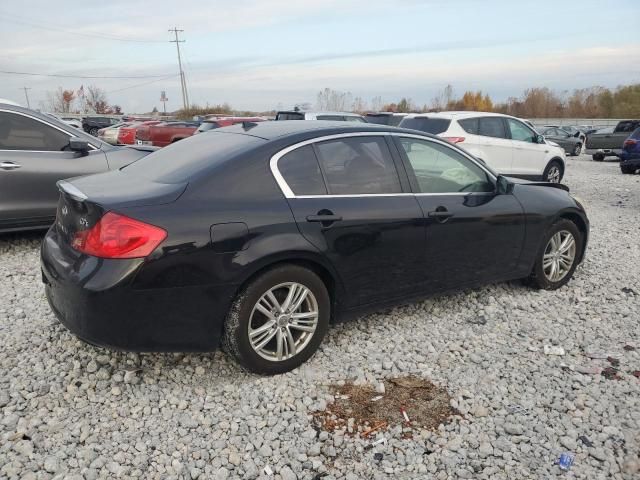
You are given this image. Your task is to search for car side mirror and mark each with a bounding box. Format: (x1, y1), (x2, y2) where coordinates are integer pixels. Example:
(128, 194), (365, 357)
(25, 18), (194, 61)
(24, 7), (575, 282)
(69, 137), (90, 154)
(535, 134), (545, 144)
(495, 175), (512, 195)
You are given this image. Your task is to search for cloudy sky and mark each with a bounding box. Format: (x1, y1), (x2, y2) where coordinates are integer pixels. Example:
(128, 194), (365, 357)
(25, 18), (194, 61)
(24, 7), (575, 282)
(1, 0), (639, 113)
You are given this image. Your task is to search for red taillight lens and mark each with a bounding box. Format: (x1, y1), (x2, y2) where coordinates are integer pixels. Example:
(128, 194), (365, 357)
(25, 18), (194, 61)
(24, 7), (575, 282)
(72, 212), (167, 259)
(444, 136), (465, 144)
(624, 139), (637, 147)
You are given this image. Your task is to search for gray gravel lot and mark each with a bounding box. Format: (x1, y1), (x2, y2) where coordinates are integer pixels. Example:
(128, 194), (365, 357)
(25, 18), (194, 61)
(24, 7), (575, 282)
(1, 155), (639, 479)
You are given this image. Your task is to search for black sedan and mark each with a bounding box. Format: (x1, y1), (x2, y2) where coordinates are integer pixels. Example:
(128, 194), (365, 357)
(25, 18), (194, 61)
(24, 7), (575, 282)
(0, 103), (155, 233)
(539, 127), (584, 156)
(41, 121), (589, 374)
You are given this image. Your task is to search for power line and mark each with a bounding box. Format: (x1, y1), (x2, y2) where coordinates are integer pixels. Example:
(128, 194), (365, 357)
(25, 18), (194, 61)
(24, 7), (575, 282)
(0, 70), (173, 79)
(106, 75), (179, 95)
(169, 27), (189, 110)
(0, 13), (166, 43)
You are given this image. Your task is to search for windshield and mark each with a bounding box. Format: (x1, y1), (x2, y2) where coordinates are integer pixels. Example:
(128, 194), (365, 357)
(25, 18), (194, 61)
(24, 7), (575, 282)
(399, 117), (451, 134)
(364, 114), (391, 125)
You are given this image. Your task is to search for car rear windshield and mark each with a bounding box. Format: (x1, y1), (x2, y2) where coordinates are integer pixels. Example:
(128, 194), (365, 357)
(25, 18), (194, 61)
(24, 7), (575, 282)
(364, 114), (391, 125)
(400, 117), (451, 135)
(276, 112), (304, 120)
(122, 132), (265, 183)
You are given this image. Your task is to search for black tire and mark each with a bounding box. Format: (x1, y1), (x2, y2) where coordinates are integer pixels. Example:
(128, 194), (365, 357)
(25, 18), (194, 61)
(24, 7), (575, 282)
(572, 143), (582, 156)
(222, 265), (330, 375)
(89, 128), (98, 136)
(621, 165), (635, 174)
(542, 160), (563, 183)
(527, 219), (583, 290)
(592, 153), (604, 162)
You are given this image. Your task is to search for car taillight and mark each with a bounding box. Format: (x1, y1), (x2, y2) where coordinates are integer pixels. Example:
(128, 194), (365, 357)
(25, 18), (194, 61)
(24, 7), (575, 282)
(444, 137), (465, 144)
(72, 212), (167, 259)
(624, 139), (637, 147)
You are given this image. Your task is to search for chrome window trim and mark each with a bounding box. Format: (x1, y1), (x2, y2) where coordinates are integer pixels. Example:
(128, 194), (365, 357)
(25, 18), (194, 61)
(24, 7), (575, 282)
(0, 108), (99, 153)
(269, 131), (497, 199)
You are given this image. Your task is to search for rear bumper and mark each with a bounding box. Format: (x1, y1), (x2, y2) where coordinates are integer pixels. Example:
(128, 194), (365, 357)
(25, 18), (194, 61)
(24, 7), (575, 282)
(584, 148), (621, 157)
(41, 230), (236, 352)
(620, 155), (640, 171)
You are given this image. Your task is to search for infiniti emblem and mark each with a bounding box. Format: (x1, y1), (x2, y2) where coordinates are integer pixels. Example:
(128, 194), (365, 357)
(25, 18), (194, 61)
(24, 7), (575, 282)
(61, 206), (68, 216)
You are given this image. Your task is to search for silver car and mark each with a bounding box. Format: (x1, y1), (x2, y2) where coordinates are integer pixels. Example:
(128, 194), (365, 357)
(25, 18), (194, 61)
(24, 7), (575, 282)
(0, 103), (154, 233)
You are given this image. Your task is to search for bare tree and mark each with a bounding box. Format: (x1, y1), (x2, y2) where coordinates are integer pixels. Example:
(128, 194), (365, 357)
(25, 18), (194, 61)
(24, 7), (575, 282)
(351, 96), (368, 113)
(86, 85), (109, 114)
(316, 88), (352, 111)
(44, 87), (75, 113)
(370, 96), (384, 112)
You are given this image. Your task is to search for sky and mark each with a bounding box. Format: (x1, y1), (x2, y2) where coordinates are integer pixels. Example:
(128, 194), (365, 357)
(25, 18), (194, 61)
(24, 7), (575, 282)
(1, 0), (639, 113)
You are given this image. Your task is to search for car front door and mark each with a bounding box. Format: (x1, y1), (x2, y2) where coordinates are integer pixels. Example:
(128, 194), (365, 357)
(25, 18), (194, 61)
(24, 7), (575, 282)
(274, 134), (426, 307)
(0, 110), (109, 230)
(475, 117), (514, 174)
(393, 135), (525, 291)
(507, 118), (550, 177)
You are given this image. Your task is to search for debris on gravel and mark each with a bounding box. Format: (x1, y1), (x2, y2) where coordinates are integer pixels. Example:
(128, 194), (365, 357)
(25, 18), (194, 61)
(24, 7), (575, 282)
(1, 155), (639, 479)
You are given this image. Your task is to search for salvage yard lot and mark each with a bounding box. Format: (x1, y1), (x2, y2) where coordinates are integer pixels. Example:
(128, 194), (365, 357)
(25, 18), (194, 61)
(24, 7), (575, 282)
(1, 155), (639, 479)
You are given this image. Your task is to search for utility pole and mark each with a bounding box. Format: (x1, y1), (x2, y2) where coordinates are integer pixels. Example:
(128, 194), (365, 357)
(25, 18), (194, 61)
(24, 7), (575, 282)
(168, 27), (189, 111)
(21, 87), (31, 109)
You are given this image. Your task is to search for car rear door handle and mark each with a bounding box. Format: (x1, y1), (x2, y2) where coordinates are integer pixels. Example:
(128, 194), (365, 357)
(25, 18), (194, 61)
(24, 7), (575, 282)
(306, 214), (342, 223)
(0, 161), (21, 170)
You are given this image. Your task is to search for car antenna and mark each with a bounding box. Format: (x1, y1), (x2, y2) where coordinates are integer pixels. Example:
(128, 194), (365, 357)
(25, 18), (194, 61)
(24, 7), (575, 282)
(242, 121), (258, 130)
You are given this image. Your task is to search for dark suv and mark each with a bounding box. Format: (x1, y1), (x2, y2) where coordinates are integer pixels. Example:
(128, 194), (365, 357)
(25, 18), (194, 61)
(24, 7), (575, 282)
(82, 116), (121, 136)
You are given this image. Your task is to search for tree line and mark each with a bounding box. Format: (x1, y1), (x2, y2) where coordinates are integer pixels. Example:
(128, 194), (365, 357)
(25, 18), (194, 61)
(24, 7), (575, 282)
(42, 85), (121, 115)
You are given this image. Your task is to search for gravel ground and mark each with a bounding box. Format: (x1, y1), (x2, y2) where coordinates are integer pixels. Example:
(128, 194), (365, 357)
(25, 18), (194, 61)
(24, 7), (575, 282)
(1, 155), (639, 479)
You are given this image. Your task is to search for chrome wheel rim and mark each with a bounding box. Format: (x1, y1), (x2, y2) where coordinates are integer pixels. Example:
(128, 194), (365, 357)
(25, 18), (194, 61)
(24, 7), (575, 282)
(543, 230), (576, 282)
(248, 282), (318, 362)
(573, 144), (581, 156)
(547, 165), (561, 183)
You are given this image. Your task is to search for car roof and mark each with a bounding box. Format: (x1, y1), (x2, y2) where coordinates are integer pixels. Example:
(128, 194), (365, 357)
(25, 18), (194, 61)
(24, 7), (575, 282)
(211, 120), (433, 141)
(277, 110), (363, 117)
(403, 111), (515, 120)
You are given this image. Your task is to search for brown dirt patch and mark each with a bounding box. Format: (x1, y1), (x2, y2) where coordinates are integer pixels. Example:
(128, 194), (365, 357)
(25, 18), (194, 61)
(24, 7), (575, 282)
(313, 375), (457, 438)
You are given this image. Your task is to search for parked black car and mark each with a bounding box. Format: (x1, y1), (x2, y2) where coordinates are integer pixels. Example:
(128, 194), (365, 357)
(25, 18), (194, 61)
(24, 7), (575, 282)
(82, 116), (121, 136)
(0, 103), (154, 233)
(539, 127), (583, 156)
(41, 121), (589, 374)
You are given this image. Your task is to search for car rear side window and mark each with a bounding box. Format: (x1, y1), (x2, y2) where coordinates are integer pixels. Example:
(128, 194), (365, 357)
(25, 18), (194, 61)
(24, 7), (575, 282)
(278, 145), (327, 195)
(0, 112), (70, 151)
(399, 117), (451, 135)
(364, 114), (391, 125)
(458, 118), (479, 134)
(479, 117), (507, 139)
(276, 112), (304, 120)
(314, 137), (401, 195)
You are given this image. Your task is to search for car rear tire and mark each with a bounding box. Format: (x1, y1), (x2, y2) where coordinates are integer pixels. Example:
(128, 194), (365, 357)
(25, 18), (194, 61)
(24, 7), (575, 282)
(621, 165), (636, 174)
(543, 160), (563, 183)
(222, 265), (330, 375)
(527, 219), (582, 290)
(592, 153), (604, 161)
(572, 143), (582, 156)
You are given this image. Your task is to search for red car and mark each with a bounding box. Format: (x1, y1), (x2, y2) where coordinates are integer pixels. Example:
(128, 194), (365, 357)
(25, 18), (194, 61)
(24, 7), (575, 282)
(118, 120), (163, 145)
(136, 121), (200, 147)
(194, 116), (266, 134)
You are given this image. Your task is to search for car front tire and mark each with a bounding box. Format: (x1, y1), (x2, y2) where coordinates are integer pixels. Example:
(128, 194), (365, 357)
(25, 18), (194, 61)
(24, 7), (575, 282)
(572, 143), (582, 156)
(543, 160), (563, 183)
(222, 264), (330, 375)
(527, 219), (582, 290)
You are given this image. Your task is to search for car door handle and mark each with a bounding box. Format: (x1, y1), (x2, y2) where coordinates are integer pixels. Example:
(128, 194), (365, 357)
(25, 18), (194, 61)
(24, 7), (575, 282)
(0, 161), (21, 170)
(306, 214), (342, 223)
(428, 208), (454, 223)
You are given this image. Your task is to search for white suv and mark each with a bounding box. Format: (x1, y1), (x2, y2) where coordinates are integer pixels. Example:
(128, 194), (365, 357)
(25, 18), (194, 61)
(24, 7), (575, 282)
(399, 112), (566, 183)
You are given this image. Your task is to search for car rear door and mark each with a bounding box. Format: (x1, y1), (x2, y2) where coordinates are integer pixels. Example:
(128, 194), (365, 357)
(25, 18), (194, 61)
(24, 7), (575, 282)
(393, 135), (525, 291)
(0, 110), (108, 229)
(274, 134), (426, 307)
(475, 117), (514, 174)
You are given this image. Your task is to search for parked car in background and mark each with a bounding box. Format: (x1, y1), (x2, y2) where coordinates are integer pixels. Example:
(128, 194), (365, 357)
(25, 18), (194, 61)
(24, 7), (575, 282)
(41, 121), (588, 374)
(586, 120), (640, 161)
(194, 116), (266, 134)
(45, 113), (83, 130)
(135, 121), (200, 147)
(620, 127), (640, 174)
(544, 125), (586, 144)
(0, 102), (154, 232)
(97, 122), (128, 145)
(275, 111), (366, 122)
(82, 116), (120, 136)
(538, 127), (583, 156)
(399, 112), (567, 183)
(117, 121), (163, 145)
(364, 112), (408, 126)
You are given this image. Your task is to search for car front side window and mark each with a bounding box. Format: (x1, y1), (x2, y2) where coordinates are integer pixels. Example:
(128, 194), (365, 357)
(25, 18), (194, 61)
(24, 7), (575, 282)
(0, 112), (70, 152)
(507, 118), (536, 143)
(314, 137), (402, 195)
(399, 138), (494, 194)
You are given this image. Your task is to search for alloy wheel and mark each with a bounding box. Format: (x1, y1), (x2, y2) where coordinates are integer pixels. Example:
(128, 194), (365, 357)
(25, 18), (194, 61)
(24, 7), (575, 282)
(546, 165), (561, 183)
(248, 282), (319, 361)
(542, 230), (576, 282)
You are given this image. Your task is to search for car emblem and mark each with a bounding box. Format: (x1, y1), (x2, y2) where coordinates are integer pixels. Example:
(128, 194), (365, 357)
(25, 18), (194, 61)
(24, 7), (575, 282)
(61, 206), (68, 216)
(79, 217), (89, 227)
